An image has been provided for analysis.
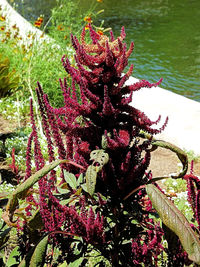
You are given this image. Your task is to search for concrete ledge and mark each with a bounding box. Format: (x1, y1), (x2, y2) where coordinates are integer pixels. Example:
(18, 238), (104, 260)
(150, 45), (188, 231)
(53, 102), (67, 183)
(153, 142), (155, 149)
(128, 77), (200, 155)
(0, 0), (48, 42)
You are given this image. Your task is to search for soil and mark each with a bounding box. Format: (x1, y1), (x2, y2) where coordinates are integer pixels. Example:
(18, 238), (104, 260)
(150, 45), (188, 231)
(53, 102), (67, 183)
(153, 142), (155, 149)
(1, 115), (200, 183)
(149, 147), (200, 178)
(0, 115), (18, 133)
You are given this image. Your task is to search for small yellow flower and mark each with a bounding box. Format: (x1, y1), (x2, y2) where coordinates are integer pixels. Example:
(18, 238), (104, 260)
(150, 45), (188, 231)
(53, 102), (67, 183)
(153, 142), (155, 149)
(12, 24), (18, 30)
(34, 16), (44, 28)
(57, 24), (64, 31)
(97, 30), (103, 36)
(34, 21), (41, 27)
(84, 16), (92, 23)
(85, 24), (90, 30)
(97, 0), (103, 2)
(6, 31), (11, 38)
(0, 15), (6, 21)
(0, 26), (5, 31)
(38, 17), (43, 23)
(14, 32), (19, 39)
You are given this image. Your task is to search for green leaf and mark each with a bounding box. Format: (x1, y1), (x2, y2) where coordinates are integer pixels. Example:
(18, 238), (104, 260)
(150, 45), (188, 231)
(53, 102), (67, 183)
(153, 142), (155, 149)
(6, 246), (20, 267)
(68, 257), (84, 266)
(146, 184), (200, 264)
(81, 183), (88, 192)
(60, 199), (71, 205)
(58, 262), (67, 267)
(86, 165), (98, 196)
(29, 235), (48, 267)
(77, 173), (83, 186)
(57, 184), (70, 194)
(63, 170), (77, 190)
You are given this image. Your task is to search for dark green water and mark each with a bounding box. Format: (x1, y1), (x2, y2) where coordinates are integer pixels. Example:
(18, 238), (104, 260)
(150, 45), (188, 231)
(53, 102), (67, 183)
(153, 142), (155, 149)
(8, 0), (200, 101)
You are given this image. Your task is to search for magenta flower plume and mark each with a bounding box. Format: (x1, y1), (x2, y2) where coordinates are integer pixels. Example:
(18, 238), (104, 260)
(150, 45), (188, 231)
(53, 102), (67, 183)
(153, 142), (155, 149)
(22, 25), (171, 266)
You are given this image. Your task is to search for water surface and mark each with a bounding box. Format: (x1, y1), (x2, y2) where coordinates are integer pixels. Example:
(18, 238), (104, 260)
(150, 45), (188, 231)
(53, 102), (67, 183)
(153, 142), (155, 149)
(8, 0), (200, 101)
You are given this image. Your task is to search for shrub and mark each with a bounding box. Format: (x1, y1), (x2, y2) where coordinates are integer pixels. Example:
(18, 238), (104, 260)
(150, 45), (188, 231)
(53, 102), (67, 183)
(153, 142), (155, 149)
(0, 53), (20, 99)
(2, 25), (200, 266)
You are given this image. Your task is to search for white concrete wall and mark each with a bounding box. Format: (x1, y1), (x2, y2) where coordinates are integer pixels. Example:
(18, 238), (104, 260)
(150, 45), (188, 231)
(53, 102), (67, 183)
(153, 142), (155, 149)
(0, 0), (50, 43)
(128, 77), (200, 155)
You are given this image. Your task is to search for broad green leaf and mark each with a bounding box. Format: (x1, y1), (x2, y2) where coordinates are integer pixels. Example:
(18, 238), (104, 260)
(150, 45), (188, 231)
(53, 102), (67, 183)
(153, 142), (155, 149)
(77, 173), (83, 186)
(85, 150), (109, 196)
(57, 184), (70, 194)
(86, 165), (98, 196)
(90, 150), (109, 168)
(6, 246), (20, 267)
(68, 257), (84, 266)
(29, 235), (48, 267)
(81, 183), (88, 192)
(146, 184), (200, 264)
(58, 262), (67, 267)
(63, 170), (77, 190)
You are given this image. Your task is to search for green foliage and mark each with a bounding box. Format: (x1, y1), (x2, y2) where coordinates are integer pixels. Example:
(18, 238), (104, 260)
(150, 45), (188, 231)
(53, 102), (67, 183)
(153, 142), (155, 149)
(0, 0), (104, 110)
(49, 0), (103, 48)
(6, 246), (20, 267)
(163, 178), (194, 222)
(0, 54), (20, 99)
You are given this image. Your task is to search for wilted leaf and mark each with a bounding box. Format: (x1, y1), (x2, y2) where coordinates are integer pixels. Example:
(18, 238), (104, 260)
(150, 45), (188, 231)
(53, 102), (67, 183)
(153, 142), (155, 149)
(146, 184), (200, 264)
(86, 165), (98, 196)
(151, 140), (188, 178)
(90, 150), (109, 168)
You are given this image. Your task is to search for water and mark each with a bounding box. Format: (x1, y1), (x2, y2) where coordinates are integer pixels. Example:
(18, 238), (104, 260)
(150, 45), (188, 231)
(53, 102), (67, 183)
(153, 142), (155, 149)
(7, 0), (200, 101)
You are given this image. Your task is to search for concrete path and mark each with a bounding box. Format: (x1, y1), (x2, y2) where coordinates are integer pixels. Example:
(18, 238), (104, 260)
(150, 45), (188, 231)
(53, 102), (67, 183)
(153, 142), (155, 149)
(128, 77), (200, 155)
